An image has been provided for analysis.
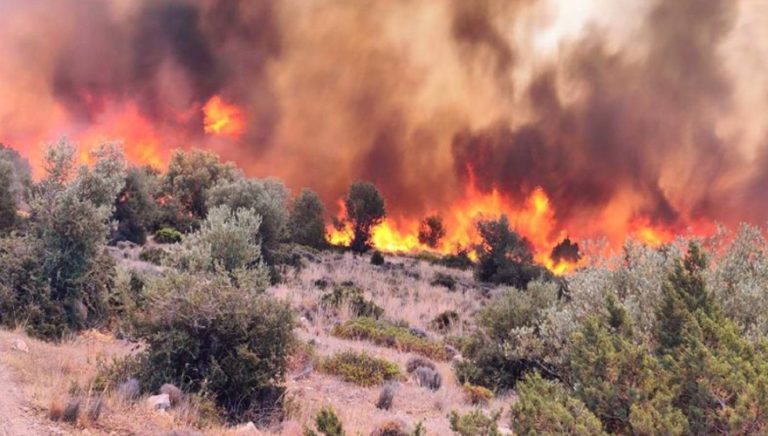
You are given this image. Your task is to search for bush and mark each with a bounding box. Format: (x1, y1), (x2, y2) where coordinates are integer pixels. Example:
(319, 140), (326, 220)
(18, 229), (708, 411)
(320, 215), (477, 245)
(112, 166), (159, 244)
(370, 420), (409, 436)
(405, 357), (436, 374)
(154, 227), (182, 244)
(320, 351), (400, 387)
(371, 250), (385, 266)
(418, 215), (445, 249)
(510, 372), (605, 435)
(332, 318), (449, 360)
(430, 272), (457, 290)
(162, 149), (237, 220)
(431, 311), (460, 333)
(455, 282), (560, 390)
(132, 271), (295, 422)
(305, 406), (345, 436)
(474, 215), (550, 288)
(462, 384), (493, 405)
(289, 188), (326, 249)
(0, 159), (17, 232)
(344, 181), (386, 253)
(448, 410), (501, 436)
(376, 382), (397, 410)
(412, 366), (441, 391)
(138, 247), (165, 265)
(207, 177), (290, 262)
(320, 284), (384, 319)
(435, 249), (474, 270)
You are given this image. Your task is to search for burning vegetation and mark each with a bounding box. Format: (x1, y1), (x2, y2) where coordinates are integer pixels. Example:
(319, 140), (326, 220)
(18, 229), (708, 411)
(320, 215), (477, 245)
(0, 0), (766, 270)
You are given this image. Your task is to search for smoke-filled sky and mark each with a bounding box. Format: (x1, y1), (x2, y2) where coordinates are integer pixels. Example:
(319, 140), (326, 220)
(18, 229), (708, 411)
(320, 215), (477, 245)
(2, 0), (768, 245)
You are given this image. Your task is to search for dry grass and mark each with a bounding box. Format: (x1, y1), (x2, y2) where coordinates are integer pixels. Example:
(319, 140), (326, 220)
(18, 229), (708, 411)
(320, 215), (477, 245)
(0, 251), (513, 435)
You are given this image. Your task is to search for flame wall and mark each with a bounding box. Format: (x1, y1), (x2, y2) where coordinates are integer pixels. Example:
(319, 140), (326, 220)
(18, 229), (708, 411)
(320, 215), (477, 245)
(1, 0), (768, 264)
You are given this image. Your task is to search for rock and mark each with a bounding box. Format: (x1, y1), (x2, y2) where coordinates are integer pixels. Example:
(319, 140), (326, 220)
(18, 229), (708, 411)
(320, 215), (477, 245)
(117, 378), (140, 402)
(160, 384), (183, 406)
(147, 394), (171, 411)
(280, 421), (303, 436)
(234, 422), (262, 434)
(11, 339), (29, 353)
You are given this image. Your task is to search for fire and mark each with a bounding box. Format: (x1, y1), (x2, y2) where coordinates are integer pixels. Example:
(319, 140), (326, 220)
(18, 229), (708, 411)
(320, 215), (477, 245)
(203, 96), (245, 138)
(328, 173), (585, 274)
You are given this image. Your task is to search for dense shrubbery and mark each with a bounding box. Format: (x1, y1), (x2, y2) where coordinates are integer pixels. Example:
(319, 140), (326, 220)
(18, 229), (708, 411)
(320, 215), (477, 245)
(132, 271), (295, 422)
(343, 181), (386, 253)
(455, 281), (560, 390)
(0, 140), (125, 340)
(153, 227), (183, 244)
(288, 188), (326, 248)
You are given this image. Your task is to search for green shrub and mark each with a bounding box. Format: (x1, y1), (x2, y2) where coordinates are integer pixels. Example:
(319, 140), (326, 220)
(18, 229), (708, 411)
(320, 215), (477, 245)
(154, 227), (182, 244)
(320, 350), (400, 387)
(435, 249), (474, 270)
(449, 410), (501, 436)
(455, 282), (560, 390)
(321, 284), (384, 319)
(304, 406), (345, 436)
(132, 271), (295, 422)
(344, 181), (386, 253)
(289, 188), (326, 249)
(510, 372), (605, 435)
(332, 317), (449, 360)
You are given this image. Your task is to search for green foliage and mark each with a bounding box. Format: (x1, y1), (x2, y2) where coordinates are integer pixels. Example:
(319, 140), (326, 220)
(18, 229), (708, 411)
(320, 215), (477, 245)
(510, 372), (605, 435)
(289, 188), (326, 248)
(320, 284), (384, 319)
(112, 166), (159, 244)
(418, 215), (445, 248)
(305, 406), (345, 436)
(332, 317), (449, 360)
(455, 282), (560, 390)
(448, 410), (501, 436)
(207, 177), (289, 262)
(370, 250), (385, 266)
(132, 270), (295, 421)
(474, 215), (550, 288)
(162, 149), (238, 220)
(154, 227), (183, 244)
(320, 350), (400, 387)
(344, 181), (385, 253)
(169, 205), (269, 289)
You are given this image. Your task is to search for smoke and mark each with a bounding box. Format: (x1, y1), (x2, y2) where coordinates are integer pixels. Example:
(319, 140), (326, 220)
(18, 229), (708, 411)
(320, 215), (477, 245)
(1, 0), (768, 244)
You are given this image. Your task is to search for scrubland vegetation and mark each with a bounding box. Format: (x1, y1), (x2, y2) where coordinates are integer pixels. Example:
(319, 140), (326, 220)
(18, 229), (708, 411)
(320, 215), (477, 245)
(4, 140), (768, 434)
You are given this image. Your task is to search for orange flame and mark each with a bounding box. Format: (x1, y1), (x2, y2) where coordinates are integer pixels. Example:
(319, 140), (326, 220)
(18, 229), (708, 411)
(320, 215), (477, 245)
(328, 174), (586, 274)
(203, 96), (245, 138)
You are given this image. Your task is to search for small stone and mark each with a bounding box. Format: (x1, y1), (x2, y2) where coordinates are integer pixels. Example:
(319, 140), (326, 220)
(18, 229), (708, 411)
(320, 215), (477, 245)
(160, 384), (183, 406)
(147, 394), (171, 411)
(234, 422), (262, 435)
(12, 339), (29, 353)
